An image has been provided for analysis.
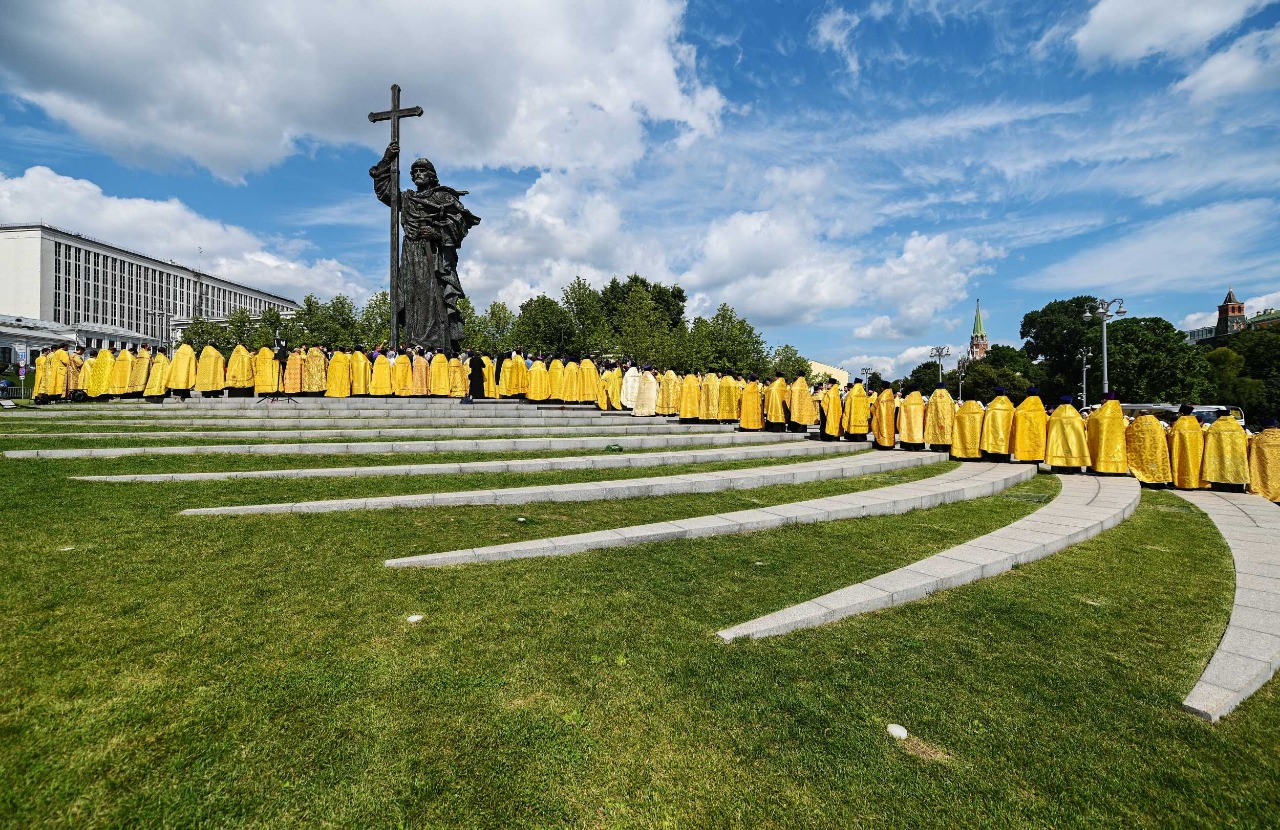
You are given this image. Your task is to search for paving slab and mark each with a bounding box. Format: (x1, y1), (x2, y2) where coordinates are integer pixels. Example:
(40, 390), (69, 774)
(716, 475), (1140, 641)
(1173, 489), (1280, 722)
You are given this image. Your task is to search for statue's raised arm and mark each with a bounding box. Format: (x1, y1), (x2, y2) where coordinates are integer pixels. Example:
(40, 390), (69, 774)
(370, 142), (400, 208)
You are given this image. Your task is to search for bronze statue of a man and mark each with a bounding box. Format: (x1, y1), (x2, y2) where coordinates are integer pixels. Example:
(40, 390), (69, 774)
(370, 142), (480, 352)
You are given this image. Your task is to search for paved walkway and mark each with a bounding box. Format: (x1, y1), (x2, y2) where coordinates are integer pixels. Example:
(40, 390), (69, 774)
(717, 475), (1141, 641)
(385, 462), (1034, 569)
(1174, 490), (1280, 723)
(5, 423), (733, 442)
(181, 449), (937, 516)
(6, 430), (806, 460)
(75, 440), (869, 483)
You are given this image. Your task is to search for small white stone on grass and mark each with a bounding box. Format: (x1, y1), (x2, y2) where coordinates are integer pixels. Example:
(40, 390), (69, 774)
(887, 723), (908, 740)
(59, 546), (75, 551)
(517, 517), (527, 523)
(406, 614), (424, 623)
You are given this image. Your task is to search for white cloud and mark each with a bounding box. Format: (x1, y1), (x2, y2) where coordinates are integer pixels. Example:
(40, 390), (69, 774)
(0, 166), (365, 300)
(1175, 25), (1280, 103)
(1244, 287), (1280, 312)
(852, 315), (900, 339)
(841, 343), (963, 378)
(811, 6), (862, 77)
(1178, 310), (1218, 329)
(1021, 199), (1280, 294)
(0, 0), (724, 180)
(1073, 0), (1275, 65)
(860, 99), (1091, 151)
(864, 233), (1004, 336)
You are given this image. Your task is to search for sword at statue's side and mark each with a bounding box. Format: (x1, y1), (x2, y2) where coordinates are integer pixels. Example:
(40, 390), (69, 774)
(368, 83), (423, 351)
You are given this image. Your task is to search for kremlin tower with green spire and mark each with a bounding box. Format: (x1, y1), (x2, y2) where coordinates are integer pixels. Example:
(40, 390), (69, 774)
(968, 299), (988, 360)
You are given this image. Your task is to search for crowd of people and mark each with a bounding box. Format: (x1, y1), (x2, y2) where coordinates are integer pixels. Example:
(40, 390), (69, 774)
(24, 343), (1278, 503)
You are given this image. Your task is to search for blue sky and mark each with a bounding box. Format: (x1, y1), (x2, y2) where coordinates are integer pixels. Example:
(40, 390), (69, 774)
(1, 0), (1278, 375)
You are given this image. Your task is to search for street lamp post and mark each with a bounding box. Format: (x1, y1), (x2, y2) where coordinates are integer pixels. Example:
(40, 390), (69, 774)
(861, 365), (874, 387)
(1079, 348), (1093, 409)
(1083, 298), (1125, 395)
(928, 346), (950, 385)
(956, 356), (970, 401)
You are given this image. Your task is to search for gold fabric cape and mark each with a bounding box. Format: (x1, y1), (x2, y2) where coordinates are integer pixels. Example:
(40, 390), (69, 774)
(578, 360), (600, 403)
(127, 348), (150, 393)
(349, 351), (372, 395)
(898, 391), (926, 443)
(1011, 396), (1047, 462)
(195, 346), (227, 392)
(700, 374), (720, 420)
(527, 361), (550, 401)
(282, 351), (304, 394)
(841, 383), (871, 434)
(226, 345), (255, 388)
(764, 378), (788, 424)
(1168, 416), (1207, 489)
(369, 354), (393, 396)
(87, 350), (115, 397)
(1125, 415), (1171, 484)
(951, 400), (984, 459)
(143, 354), (171, 396)
(1248, 428), (1280, 501)
(871, 389), (896, 448)
(820, 385), (843, 437)
(1202, 418), (1250, 485)
(253, 347), (280, 394)
(326, 352), (352, 397)
(1045, 404), (1090, 467)
(680, 375), (703, 419)
(924, 388), (954, 446)
(303, 348), (328, 393)
(980, 396), (1014, 455)
(739, 381), (764, 430)
(410, 354), (430, 396)
(392, 354), (414, 396)
(548, 359), (565, 400)
(429, 353), (450, 395)
(108, 350), (134, 395)
(1086, 400), (1128, 474)
(167, 344), (198, 390)
(789, 378), (816, 425)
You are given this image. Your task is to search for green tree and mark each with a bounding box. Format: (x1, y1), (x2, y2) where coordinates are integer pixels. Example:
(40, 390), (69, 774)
(359, 291), (390, 348)
(225, 307), (254, 346)
(1207, 346), (1269, 415)
(1221, 328), (1280, 421)
(614, 284), (674, 367)
(179, 317), (231, 354)
(601, 274), (686, 332)
(1020, 296), (1095, 400)
(510, 295), (574, 356)
(769, 344), (811, 380)
(464, 300), (517, 356)
(959, 359), (1030, 403)
(905, 360), (943, 391)
(1101, 317), (1213, 403)
(561, 277), (612, 357)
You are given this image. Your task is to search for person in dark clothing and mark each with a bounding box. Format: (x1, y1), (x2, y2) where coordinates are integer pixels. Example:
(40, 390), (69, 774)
(465, 352), (486, 403)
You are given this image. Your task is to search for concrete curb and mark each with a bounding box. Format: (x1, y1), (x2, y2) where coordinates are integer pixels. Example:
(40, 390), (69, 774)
(6, 424), (734, 442)
(716, 475), (1140, 641)
(180, 448), (932, 516)
(384, 461), (1031, 569)
(1173, 490), (1280, 723)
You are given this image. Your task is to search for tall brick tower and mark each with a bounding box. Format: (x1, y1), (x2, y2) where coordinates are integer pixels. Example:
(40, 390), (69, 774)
(969, 299), (989, 360)
(1216, 287), (1247, 337)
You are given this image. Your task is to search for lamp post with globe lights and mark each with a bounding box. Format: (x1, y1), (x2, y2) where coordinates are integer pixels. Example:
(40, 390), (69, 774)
(956, 356), (970, 401)
(1083, 298), (1125, 395)
(928, 345), (950, 385)
(862, 365), (874, 387)
(1079, 348), (1093, 409)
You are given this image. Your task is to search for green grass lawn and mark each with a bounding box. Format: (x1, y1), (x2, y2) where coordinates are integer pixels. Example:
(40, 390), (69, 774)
(1, 445), (1275, 827)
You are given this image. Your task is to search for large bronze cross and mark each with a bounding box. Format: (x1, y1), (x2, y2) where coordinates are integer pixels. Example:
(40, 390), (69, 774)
(369, 84), (423, 351)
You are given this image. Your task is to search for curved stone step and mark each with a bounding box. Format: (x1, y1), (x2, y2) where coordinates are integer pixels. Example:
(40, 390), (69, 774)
(75, 440), (868, 483)
(1174, 490), (1280, 723)
(385, 462), (1033, 569)
(717, 475), (1141, 641)
(180, 448), (930, 516)
(6, 430), (807, 460)
(4, 423), (731, 442)
(1, 415), (630, 430)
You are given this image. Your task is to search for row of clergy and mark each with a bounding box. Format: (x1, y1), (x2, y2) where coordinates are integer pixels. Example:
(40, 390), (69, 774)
(797, 381), (1277, 503)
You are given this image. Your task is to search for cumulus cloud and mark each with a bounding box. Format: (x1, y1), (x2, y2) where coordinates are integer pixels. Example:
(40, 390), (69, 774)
(864, 233), (1003, 337)
(1073, 0), (1275, 65)
(0, 166), (365, 300)
(1175, 25), (1280, 103)
(1178, 310), (1218, 329)
(0, 0), (724, 180)
(1020, 199), (1280, 294)
(841, 343), (962, 378)
(811, 6), (862, 77)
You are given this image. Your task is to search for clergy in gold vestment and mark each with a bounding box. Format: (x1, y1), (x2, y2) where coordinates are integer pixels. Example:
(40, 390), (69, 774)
(326, 351), (352, 398)
(167, 344), (198, 392)
(951, 399), (984, 460)
(428, 352), (449, 395)
(1010, 388), (1047, 463)
(819, 382), (843, 440)
(67, 347), (86, 393)
(527, 359), (550, 401)
(548, 358), (565, 401)
(349, 350), (372, 395)
(898, 387), (926, 449)
(763, 376), (789, 431)
(109, 348), (135, 395)
(253, 347), (280, 395)
(32, 352), (46, 398)
(392, 352), (414, 396)
(658, 370), (680, 415)
(718, 374), (738, 422)
(143, 349), (171, 397)
(303, 347), (328, 394)
(226, 345), (255, 390)
(562, 360), (581, 404)
(282, 349), (304, 394)
(1045, 398), (1090, 468)
(410, 350), (430, 396)
(841, 382), (871, 439)
(980, 388), (1015, 458)
(1125, 413), (1172, 485)
(606, 366), (624, 410)
(499, 355), (518, 397)
(127, 346), (151, 394)
(871, 384), (897, 449)
(1168, 407), (1207, 490)
(1202, 413), (1250, 487)
(370, 353), (393, 396)
(699, 373), (720, 421)
(87, 348), (115, 397)
(1248, 420), (1280, 502)
(739, 375), (764, 431)
(482, 355), (497, 398)
(448, 356), (466, 397)
(195, 345), (227, 394)
(514, 354), (530, 396)
(788, 377), (817, 429)
(633, 369), (659, 417)
(679, 373), (703, 422)
(924, 384), (954, 450)
(43, 347), (70, 398)
(578, 358), (599, 403)
(1087, 396), (1128, 474)
(597, 365), (613, 410)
